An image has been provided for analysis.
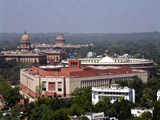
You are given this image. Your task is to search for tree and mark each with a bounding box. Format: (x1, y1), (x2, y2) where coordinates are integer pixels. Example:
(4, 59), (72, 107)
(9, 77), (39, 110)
(140, 88), (154, 108)
(0, 78), (21, 107)
(94, 101), (106, 113)
(72, 87), (93, 112)
(69, 103), (84, 116)
(29, 104), (54, 120)
(52, 108), (70, 120)
(147, 77), (160, 101)
(4, 87), (21, 107)
(140, 111), (152, 120)
(112, 99), (132, 120)
(153, 100), (160, 120)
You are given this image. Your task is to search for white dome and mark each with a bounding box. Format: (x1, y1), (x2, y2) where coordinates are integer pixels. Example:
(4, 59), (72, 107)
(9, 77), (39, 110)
(99, 56), (114, 63)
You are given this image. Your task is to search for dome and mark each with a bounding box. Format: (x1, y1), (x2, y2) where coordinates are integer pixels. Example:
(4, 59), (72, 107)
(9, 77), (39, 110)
(56, 33), (64, 41)
(99, 56), (114, 63)
(21, 32), (30, 42)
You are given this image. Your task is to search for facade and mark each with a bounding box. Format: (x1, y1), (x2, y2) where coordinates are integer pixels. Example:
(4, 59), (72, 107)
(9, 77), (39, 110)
(92, 84), (135, 104)
(72, 112), (108, 120)
(1, 51), (46, 64)
(131, 108), (153, 117)
(157, 90), (160, 101)
(0, 32), (65, 64)
(41, 49), (65, 64)
(20, 59), (148, 99)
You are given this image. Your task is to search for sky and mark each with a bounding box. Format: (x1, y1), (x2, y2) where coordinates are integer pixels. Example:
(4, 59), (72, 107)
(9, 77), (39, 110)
(0, 0), (160, 33)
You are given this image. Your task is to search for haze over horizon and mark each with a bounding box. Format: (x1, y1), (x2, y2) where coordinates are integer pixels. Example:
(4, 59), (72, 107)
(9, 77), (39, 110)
(0, 0), (160, 33)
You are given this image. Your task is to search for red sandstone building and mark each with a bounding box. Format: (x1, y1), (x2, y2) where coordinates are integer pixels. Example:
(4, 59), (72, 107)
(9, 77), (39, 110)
(20, 60), (148, 99)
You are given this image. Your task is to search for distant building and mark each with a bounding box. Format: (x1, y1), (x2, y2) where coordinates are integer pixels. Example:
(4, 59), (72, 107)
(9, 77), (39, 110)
(0, 32), (65, 64)
(20, 59), (147, 99)
(1, 50), (47, 64)
(62, 55), (157, 78)
(157, 90), (160, 101)
(131, 107), (153, 117)
(72, 112), (108, 120)
(17, 32), (33, 51)
(35, 33), (92, 49)
(1, 33), (46, 64)
(109, 117), (118, 120)
(85, 112), (106, 120)
(92, 84), (135, 104)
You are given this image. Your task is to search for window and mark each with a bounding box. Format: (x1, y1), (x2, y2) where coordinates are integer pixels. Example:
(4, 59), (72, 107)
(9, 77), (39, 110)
(58, 88), (62, 92)
(58, 82), (62, 84)
(48, 82), (56, 91)
(71, 62), (78, 68)
(58, 82), (62, 88)
(42, 81), (46, 91)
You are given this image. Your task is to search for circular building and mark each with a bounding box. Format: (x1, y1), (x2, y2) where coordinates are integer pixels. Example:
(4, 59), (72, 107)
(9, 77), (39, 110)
(62, 55), (157, 76)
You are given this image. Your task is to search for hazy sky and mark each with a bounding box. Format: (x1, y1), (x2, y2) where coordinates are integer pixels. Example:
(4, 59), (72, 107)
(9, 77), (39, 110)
(0, 0), (160, 33)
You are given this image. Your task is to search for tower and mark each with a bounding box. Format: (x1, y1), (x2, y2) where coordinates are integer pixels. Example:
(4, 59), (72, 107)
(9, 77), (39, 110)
(55, 33), (65, 47)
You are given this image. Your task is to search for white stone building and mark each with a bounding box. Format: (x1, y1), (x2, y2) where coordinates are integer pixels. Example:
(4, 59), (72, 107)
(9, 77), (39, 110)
(92, 84), (135, 104)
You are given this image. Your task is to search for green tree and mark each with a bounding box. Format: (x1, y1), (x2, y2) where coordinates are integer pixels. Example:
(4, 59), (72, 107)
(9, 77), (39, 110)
(147, 77), (160, 101)
(29, 104), (53, 120)
(94, 101), (106, 113)
(113, 99), (132, 120)
(4, 87), (21, 107)
(0, 78), (21, 107)
(72, 87), (93, 112)
(69, 103), (84, 116)
(140, 111), (152, 120)
(153, 100), (160, 120)
(140, 88), (154, 108)
(52, 108), (70, 120)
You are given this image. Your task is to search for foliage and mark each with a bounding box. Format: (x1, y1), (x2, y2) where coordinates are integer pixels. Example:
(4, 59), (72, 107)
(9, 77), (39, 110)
(52, 108), (70, 120)
(0, 60), (27, 85)
(69, 104), (84, 116)
(147, 77), (160, 101)
(153, 100), (160, 120)
(72, 87), (92, 112)
(0, 77), (21, 107)
(112, 99), (132, 120)
(140, 111), (152, 120)
(140, 88), (154, 108)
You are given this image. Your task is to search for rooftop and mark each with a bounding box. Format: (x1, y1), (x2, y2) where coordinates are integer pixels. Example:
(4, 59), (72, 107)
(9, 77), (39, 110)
(92, 84), (131, 91)
(24, 64), (142, 78)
